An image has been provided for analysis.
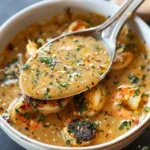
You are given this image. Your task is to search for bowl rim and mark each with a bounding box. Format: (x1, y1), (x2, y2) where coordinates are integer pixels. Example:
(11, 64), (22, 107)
(0, 0), (150, 149)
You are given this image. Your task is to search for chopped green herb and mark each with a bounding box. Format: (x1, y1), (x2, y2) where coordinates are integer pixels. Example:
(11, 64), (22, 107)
(66, 140), (72, 146)
(33, 78), (38, 84)
(56, 113), (61, 120)
(73, 94), (87, 114)
(32, 101), (39, 107)
(144, 106), (150, 113)
(66, 52), (70, 60)
(44, 88), (50, 99)
(58, 101), (63, 108)
(134, 89), (140, 97)
(15, 108), (20, 114)
(142, 93), (149, 98)
(74, 39), (78, 43)
(2, 71), (17, 82)
(22, 64), (31, 70)
(49, 82), (53, 86)
(119, 120), (132, 130)
(123, 43), (135, 51)
(37, 38), (45, 48)
(23, 110), (30, 120)
(113, 80), (120, 84)
(91, 122), (99, 129)
(94, 44), (102, 53)
(58, 82), (69, 88)
(116, 43), (122, 49)
(75, 45), (83, 52)
(79, 104), (87, 113)
(144, 54), (148, 59)
(36, 72), (40, 77)
(73, 58), (83, 64)
(75, 47), (81, 52)
(38, 114), (45, 122)
(76, 139), (82, 145)
(140, 65), (146, 70)
(142, 74), (147, 81)
(39, 57), (56, 68)
(126, 32), (134, 40)
(128, 74), (139, 84)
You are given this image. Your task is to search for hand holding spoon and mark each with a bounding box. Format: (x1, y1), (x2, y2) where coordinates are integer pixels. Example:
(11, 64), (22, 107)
(20, 0), (144, 100)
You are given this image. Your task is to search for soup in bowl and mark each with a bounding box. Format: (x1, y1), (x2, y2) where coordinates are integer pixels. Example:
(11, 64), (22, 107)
(0, 0), (150, 150)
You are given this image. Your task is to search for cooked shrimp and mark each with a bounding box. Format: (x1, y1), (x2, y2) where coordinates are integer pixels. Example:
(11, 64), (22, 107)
(29, 97), (72, 115)
(67, 20), (90, 33)
(26, 40), (38, 58)
(61, 119), (98, 146)
(9, 97), (43, 130)
(111, 85), (142, 121)
(112, 48), (133, 70)
(73, 84), (106, 117)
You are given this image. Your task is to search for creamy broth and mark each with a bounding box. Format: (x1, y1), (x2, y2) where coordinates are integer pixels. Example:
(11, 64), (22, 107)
(20, 35), (110, 100)
(0, 10), (150, 147)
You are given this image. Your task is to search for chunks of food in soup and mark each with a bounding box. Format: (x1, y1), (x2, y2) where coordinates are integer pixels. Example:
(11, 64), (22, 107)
(0, 10), (150, 147)
(20, 35), (110, 100)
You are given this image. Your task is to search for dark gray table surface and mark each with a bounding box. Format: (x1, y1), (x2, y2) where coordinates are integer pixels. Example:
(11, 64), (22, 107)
(0, 0), (150, 150)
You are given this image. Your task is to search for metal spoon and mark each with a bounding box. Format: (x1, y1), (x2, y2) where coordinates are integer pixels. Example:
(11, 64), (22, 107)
(20, 0), (144, 100)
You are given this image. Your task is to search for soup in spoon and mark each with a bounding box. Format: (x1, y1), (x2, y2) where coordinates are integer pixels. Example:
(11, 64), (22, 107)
(20, 35), (110, 100)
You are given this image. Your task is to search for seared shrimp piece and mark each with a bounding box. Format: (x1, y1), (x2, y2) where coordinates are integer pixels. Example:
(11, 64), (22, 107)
(61, 119), (98, 146)
(111, 85), (142, 120)
(67, 20), (90, 33)
(29, 97), (72, 115)
(112, 48), (133, 70)
(73, 84), (106, 117)
(9, 98), (43, 130)
(26, 40), (38, 58)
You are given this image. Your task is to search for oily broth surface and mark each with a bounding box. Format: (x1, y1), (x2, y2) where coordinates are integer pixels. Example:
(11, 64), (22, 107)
(0, 11), (150, 147)
(20, 36), (110, 100)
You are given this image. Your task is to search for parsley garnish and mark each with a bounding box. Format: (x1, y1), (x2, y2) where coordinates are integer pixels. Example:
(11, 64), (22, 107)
(128, 74), (139, 84)
(140, 65), (146, 70)
(22, 64), (31, 70)
(74, 39), (78, 43)
(44, 88), (50, 99)
(144, 106), (150, 113)
(15, 108), (20, 114)
(39, 57), (56, 69)
(23, 110), (30, 120)
(134, 89), (140, 97)
(38, 114), (45, 122)
(58, 101), (63, 108)
(58, 82), (69, 88)
(119, 120), (132, 130)
(66, 140), (72, 146)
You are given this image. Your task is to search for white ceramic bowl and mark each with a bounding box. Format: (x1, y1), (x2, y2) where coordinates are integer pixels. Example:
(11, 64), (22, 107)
(0, 0), (150, 149)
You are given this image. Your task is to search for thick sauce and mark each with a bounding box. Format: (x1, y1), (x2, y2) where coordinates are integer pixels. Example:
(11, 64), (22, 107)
(20, 36), (110, 100)
(0, 10), (150, 147)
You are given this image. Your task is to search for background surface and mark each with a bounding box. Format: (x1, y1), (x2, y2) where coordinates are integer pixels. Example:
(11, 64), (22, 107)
(0, 0), (150, 149)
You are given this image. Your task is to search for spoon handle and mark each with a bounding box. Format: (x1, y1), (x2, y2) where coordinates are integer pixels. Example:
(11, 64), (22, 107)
(110, 0), (144, 41)
(101, 0), (144, 59)
(95, 0), (134, 31)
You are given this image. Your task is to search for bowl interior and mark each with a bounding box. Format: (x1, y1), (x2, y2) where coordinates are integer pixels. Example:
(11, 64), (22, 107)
(0, 0), (150, 150)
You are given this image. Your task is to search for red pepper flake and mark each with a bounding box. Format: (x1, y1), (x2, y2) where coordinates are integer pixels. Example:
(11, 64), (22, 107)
(105, 133), (109, 138)
(0, 107), (4, 111)
(133, 118), (139, 125)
